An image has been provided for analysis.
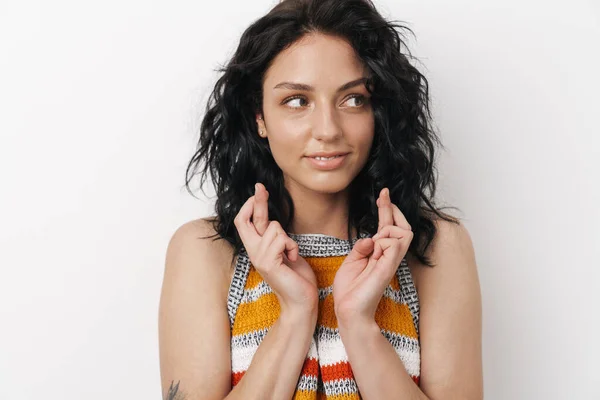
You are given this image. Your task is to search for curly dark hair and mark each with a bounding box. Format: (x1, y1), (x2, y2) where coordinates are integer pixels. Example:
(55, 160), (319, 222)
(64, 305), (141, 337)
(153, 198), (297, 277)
(184, 0), (461, 268)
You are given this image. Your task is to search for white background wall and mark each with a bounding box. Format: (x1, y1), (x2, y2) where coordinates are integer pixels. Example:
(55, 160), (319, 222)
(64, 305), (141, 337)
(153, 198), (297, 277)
(1, 0), (598, 398)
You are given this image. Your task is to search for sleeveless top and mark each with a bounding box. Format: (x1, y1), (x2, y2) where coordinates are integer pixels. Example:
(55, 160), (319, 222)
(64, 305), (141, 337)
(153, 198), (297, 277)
(227, 232), (421, 399)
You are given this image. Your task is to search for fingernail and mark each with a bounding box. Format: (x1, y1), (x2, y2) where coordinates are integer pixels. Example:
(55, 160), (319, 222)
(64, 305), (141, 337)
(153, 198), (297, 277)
(255, 183), (259, 194)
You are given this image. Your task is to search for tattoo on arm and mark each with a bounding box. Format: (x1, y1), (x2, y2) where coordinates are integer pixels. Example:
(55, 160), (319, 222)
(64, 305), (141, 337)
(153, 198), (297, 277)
(164, 380), (186, 400)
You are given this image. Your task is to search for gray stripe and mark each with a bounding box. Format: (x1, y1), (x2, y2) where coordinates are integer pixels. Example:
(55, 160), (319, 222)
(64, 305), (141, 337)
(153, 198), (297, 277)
(227, 250), (250, 329)
(396, 258), (420, 335)
(296, 374), (318, 392)
(287, 232), (368, 258)
(323, 378), (360, 396)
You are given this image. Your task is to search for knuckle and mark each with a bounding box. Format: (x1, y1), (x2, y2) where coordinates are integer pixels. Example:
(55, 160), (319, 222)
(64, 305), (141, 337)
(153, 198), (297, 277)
(275, 233), (286, 245)
(270, 220), (282, 230)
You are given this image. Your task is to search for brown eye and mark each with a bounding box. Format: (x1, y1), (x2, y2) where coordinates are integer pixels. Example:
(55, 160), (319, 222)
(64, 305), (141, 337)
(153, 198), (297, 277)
(283, 96), (308, 109)
(343, 94), (366, 107)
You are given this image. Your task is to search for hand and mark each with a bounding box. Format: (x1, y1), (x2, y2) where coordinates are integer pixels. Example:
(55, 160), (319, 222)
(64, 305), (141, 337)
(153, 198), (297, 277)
(332, 188), (414, 325)
(234, 182), (319, 315)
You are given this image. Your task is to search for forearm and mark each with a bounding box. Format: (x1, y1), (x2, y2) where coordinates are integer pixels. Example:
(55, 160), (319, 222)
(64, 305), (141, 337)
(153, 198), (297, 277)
(338, 318), (429, 400)
(225, 310), (317, 400)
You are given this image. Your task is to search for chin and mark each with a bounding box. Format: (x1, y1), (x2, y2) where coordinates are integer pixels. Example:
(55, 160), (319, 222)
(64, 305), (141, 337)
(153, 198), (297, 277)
(303, 176), (353, 194)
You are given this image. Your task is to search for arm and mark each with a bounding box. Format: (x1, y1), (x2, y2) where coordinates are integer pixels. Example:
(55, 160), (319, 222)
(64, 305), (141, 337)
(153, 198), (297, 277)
(159, 219), (318, 400)
(159, 219), (233, 400)
(338, 220), (483, 400)
(225, 309), (317, 400)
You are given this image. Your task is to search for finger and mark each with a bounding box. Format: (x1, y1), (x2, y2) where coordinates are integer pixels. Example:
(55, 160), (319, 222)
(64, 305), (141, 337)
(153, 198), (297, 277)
(344, 237), (375, 264)
(372, 225), (410, 241)
(340, 238), (373, 277)
(264, 233), (298, 273)
(375, 237), (403, 255)
(373, 240), (383, 260)
(377, 188), (394, 233)
(257, 221), (283, 260)
(258, 221), (297, 265)
(284, 235), (299, 263)
(263, 233), (290, 277)
(253, 182), (269, 236)
(234, 195), (260, 250)
(373, 233), (412, 266)
(390, 202), (411, 231)
(364, 240), (402, 293)
(372, 237), (404, 274)
(271, 222), (297, 262)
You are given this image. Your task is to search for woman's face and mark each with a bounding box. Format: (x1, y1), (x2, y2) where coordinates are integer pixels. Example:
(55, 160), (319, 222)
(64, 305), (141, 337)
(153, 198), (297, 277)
(258, 32), (375, 195)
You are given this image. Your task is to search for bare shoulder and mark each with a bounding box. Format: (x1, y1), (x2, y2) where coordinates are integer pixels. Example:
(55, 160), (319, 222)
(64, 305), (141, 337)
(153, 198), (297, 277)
(159, 217), (236, 400)
(407, 219), (483, 398)
(406, 218), (477, 290)
(167, 217), (237, 287)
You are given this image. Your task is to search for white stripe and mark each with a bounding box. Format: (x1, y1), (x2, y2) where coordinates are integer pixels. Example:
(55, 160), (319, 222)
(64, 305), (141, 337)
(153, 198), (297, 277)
(307, 336), (319, 359)
(316, 334), (350, 366)
(316, 330), (421, 377)
(232, 335), (319, 373)
(231, 341), (259, 373)
(392, 344), (421, 377)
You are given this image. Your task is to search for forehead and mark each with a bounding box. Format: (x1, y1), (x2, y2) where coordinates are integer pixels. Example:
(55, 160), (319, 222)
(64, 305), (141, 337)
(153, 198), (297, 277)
(263, 33), (367, 89)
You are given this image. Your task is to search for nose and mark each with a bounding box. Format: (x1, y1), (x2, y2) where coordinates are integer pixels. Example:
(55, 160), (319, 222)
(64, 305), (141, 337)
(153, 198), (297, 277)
(311, 102), (343, 141)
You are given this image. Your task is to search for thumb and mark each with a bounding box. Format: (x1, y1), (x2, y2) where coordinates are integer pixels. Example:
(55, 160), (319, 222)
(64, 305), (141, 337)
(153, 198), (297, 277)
(344, 238), (374, 263)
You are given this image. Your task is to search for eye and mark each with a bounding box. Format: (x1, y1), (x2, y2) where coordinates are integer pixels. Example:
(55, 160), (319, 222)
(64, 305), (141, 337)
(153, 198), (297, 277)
(283, 95), (308, 109)
(343, 94), (366, 108)
(281, 94), (368, 109)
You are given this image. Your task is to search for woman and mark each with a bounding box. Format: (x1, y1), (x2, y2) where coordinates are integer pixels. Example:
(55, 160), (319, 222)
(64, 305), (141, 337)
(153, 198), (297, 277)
(159, 0), (483, 399)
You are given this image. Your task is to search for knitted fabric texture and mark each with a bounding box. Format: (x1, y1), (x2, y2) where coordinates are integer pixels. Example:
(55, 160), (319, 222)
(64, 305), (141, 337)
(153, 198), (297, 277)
(227, 232), (421, 399)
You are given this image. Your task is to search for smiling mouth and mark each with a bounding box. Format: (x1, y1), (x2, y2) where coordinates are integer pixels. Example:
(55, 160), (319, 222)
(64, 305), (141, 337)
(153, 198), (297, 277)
(310, 155), (344, 160)
(304, 154), (348, 170)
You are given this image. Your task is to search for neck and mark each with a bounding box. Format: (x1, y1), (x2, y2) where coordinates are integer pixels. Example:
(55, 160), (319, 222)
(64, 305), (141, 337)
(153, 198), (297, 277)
(284, 180), (357, 240)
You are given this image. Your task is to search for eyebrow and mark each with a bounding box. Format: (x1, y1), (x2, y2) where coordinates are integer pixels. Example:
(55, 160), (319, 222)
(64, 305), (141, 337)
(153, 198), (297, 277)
(273, 77), (368, 93)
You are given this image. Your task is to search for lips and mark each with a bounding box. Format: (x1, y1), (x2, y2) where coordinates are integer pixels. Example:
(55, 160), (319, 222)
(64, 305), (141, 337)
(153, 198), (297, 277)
(304, 153), (348, 170)
(308, 154), (345, 160)
(305, 151), (350, 158)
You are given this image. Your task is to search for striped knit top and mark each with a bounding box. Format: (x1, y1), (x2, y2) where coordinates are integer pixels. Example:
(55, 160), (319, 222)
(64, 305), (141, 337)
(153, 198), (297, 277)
(227, 232), (421, 399)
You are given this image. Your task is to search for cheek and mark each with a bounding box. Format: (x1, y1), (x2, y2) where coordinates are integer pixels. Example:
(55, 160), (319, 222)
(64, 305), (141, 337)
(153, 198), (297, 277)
(343, 118), (375, 151)
(268, 119), (308, 150)
(266, 126), (307, 168)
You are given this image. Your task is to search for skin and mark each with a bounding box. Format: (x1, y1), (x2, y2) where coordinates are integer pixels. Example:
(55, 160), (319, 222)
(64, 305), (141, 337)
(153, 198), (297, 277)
(334, 190), (483, 399)
(159, 31), (483, 400)
(256, 31), (482, 398)
(256, 32), (375, 239)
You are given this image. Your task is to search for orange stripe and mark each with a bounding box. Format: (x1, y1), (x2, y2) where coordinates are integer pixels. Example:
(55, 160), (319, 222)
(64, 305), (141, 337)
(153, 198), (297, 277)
(320, 360), (355, 382)
(315, 290), (417, 337)
(292, 389), (318, 400)
(245, 264), (264, 289)
(231, 291), (280, 336)
(374, 297), (418, 339)
(304, 256), (345, 287)
(231, 370), (244, 386)
(318, 392), (361, 400)
(300, 357), (319, 378)
(317, 294), (338, 329)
